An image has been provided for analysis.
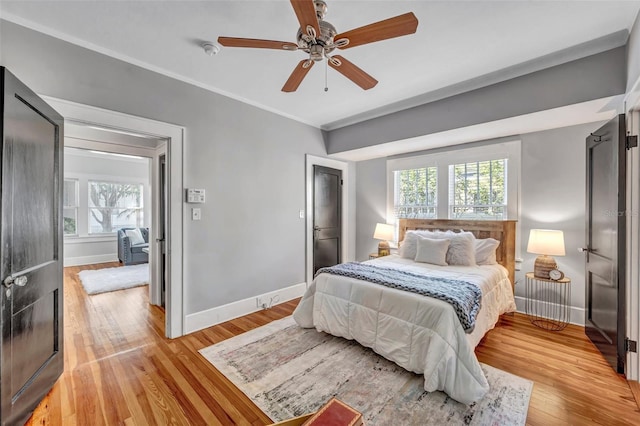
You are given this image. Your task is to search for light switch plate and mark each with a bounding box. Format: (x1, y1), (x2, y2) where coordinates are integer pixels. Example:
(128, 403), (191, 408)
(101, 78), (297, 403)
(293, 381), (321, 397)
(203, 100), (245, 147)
(299, 209), (305, 219)
(187, 188), (206, 203)
(192, 208), (201, 221)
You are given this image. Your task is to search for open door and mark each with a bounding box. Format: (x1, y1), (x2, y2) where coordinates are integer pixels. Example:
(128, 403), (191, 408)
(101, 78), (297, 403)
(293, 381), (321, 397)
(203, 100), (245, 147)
(585, 114), (626, 374)
(0, 68), (64, 423)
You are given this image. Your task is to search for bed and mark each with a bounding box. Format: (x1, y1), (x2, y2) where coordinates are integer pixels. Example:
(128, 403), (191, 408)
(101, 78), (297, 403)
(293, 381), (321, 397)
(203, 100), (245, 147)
(293, 219), (517, 405)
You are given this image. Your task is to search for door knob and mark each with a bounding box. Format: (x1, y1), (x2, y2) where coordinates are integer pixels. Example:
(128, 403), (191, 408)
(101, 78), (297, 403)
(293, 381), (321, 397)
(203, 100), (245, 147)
(3, 275), (27, 288)
(578, 247), (590, 253)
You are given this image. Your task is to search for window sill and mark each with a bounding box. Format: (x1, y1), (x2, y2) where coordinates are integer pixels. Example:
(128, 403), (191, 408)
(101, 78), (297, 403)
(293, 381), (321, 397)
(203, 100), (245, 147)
(64, 235), (117, 244)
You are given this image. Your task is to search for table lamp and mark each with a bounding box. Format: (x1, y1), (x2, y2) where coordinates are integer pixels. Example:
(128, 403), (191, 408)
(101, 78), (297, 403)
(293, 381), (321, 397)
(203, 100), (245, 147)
(373, 223), (394, 256)
(527, 229), (565, 279)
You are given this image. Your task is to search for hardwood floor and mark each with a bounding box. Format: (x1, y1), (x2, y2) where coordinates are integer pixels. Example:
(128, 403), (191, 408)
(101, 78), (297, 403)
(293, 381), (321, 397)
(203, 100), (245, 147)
(27, 263), (640, 425)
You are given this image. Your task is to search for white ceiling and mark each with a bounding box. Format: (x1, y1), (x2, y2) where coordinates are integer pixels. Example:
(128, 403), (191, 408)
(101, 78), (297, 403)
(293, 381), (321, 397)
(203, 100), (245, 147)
(2, 1), (639, 130)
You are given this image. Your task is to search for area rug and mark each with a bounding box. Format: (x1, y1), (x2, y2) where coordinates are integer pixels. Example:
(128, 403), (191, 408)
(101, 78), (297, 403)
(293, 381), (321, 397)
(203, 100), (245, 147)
(200, 316), (533, 426)
(78, 263), (149, 295)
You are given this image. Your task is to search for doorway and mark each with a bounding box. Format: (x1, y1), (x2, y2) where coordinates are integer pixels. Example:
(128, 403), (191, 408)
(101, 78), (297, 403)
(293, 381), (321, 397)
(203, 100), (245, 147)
(44, 96), (184, 338)
(305, 155), (352, 285)
(313, 165), (342, 274)
(63, 129), (158, 300)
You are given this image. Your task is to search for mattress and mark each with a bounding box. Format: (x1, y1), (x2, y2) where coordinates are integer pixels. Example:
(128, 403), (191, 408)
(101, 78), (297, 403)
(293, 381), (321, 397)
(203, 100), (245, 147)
(293, 255), (516, 404)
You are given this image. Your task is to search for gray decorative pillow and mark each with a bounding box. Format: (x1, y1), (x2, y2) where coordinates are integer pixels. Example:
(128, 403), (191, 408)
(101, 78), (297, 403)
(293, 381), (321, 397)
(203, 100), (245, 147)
(399, 230), (436, 259)
(428, 231), (477, 266)
(414, 236), (450, 266)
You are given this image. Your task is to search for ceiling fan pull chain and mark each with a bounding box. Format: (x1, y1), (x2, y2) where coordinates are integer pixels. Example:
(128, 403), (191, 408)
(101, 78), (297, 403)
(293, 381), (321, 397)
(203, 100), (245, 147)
(325, 58), (329, 92)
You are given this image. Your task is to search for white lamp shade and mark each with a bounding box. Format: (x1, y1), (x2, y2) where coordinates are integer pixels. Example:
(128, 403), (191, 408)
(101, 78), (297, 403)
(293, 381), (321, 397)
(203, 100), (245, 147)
(527, 229), (566, 256)
(373, 223), (394, 241)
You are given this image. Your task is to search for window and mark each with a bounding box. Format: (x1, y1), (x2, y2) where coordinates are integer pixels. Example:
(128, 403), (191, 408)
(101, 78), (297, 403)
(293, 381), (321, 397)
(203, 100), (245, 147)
(394, 167), (437, 218)
(88, 181), (143, 234)
(449, 159), (507, 220)
(63, 179), (78, 235)
(387, 140), (520, 223)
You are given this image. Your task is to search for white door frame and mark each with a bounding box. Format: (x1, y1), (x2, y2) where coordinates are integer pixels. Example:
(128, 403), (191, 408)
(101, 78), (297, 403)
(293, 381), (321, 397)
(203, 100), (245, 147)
(625, 75), (640, 380)
(305, 154), (351, 285)
(45, 96), (185, 338)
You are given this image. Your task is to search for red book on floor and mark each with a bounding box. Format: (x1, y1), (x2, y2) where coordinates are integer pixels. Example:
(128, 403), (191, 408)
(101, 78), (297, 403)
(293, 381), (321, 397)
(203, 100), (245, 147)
(303, 397), (363, 426)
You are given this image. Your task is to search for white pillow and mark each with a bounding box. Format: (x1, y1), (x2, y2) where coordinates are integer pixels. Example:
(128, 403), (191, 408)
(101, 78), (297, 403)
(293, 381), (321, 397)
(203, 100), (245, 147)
(125, 228), (145, 245)
(475, 238), (500, 265)
(414, 236), (450, 266)
(399, 230), (436, 259)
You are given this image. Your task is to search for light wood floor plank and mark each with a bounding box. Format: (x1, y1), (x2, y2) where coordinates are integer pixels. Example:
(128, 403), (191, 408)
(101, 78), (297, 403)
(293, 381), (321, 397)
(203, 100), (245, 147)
(25, 263), (640, 425)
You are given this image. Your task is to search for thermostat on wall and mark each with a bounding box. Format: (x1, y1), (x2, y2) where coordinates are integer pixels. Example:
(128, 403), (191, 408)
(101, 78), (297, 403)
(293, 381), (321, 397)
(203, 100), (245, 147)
(186, 188), (206, 203)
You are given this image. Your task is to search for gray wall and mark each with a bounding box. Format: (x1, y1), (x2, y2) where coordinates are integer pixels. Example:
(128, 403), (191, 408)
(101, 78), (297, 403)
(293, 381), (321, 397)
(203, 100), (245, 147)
(517, 122), (606, 320)
(354, 121), (606, 322)
(355, 158), (387, 261)
(0, 20), (328, 314)
(628, 11), (640, 91)
(327, 47), (626, 154)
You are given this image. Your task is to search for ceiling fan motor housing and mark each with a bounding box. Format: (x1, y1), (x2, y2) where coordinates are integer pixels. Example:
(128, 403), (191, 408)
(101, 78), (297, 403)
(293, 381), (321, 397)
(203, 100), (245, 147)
(297, 20), (337, 59)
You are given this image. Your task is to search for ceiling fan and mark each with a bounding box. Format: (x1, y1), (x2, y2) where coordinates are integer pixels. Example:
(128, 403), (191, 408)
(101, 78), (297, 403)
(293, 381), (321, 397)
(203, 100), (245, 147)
(217, 0), (419, 92)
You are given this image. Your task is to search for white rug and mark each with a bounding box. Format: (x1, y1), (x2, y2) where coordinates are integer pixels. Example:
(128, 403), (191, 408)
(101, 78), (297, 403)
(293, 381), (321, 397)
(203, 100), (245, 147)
(200, 316), (533, 426)
(78, 263), (149, 295)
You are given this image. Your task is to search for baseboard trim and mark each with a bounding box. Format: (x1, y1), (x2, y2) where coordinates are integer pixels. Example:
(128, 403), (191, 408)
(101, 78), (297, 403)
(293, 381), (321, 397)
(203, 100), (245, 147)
(514, 295), (585, 326)
(185, 282), (307, 334)
(64, 254), (119, 267)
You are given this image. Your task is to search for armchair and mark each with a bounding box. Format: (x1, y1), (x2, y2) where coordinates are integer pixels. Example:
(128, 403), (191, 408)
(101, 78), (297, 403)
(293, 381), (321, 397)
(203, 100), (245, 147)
(117, 227), (149, 265)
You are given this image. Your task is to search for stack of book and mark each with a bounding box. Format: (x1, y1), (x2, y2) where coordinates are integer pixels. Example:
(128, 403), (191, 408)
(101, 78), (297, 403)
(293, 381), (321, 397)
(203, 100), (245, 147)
(270, 397), (363, 426)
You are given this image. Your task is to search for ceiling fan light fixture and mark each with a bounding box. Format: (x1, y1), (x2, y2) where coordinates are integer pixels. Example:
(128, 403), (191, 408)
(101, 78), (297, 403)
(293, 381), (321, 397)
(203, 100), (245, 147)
(309, 44), (324, 61)
(202, 42), (220, 56)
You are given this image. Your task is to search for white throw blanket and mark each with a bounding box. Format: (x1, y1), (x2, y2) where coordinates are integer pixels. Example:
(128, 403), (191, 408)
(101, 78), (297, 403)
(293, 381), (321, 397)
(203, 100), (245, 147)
(293, 256), (516, 405)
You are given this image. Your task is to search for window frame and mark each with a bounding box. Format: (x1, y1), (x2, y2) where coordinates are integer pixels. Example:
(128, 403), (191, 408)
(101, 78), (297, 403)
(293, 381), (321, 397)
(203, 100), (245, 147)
(448, 158), (508, 220)
(63, 178), (79, 236)
(387, 140), (521, 248)
(393, 166), (438, 219)
(87, 179), (144, 235)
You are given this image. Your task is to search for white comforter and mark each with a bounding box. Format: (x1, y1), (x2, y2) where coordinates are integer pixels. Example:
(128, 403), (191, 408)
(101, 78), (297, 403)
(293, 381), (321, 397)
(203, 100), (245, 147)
(292, 255), (516, 404)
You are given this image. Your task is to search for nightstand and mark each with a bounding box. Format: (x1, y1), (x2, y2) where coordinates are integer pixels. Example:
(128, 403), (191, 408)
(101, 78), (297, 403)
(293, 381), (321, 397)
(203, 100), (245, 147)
(525, 272), (571, 331)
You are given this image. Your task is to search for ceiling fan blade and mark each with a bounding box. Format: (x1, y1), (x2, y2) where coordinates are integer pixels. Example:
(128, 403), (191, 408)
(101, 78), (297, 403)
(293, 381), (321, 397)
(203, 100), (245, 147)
(282, 60), (315, 92)
(328, 55), (377, 90)
(218, 37), (298, 50)
(290, 0), (320, 38)
(334, 12), (419, 49)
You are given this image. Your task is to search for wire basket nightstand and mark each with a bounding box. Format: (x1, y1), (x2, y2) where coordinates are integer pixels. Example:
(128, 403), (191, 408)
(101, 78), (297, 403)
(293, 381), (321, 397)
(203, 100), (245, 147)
(525, 272), (571, 331)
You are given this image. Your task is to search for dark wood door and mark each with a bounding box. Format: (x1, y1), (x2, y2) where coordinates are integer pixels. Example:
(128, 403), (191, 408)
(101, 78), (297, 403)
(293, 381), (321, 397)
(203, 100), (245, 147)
(585, 114), (626, 374)
(313, 165), (342, 274)
(0, 67), (64, 424)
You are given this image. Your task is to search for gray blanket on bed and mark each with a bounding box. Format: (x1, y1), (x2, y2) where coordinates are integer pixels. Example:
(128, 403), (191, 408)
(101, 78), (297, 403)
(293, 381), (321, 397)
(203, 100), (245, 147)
(315, 262), (482, 333)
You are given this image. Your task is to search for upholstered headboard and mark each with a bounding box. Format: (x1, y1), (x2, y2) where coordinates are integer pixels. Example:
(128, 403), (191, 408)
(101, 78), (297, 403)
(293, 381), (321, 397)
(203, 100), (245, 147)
(398, 219), (517, 289)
